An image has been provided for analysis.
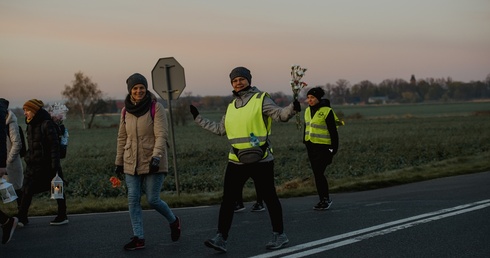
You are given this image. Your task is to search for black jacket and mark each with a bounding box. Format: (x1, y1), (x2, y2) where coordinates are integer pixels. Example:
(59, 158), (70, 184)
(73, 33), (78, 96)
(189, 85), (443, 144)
(304, 99), (339, 152)
(24, 108), (61, 193)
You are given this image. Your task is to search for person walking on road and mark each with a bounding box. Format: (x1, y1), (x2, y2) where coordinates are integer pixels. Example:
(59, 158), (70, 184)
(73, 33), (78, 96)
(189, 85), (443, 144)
(190, 66), (301, 252)
(114, 73), (181, 251)
(303, 87), (343, 210)
(18, 99), (68, 226)
(0, 98), (24, 209)
(1, 98), (24, 208)
(0, 100), (18, 244)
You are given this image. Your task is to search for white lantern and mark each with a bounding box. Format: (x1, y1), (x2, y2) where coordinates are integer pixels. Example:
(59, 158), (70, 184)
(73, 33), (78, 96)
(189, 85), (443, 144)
(51, 173), (64, 199)
(0, 178), (18, 204)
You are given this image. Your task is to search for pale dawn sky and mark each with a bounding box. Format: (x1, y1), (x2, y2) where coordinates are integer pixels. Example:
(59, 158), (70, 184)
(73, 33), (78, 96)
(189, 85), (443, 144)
(1, 0), (489, 108)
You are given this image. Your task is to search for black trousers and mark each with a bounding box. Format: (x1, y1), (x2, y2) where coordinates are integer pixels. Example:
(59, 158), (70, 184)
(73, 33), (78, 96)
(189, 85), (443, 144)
(218, 161), (283, 239)
(0, 210), (9, 225)
(306, 143), (333, 201)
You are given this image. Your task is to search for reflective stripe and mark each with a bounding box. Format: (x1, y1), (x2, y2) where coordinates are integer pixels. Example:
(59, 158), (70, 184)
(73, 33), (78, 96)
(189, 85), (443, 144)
(225, 92), (271, 161)
(304, 106), (332, 144)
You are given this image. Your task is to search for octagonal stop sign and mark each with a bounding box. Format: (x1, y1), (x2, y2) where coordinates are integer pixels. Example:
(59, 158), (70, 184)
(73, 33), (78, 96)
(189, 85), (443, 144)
(151, 57), (186, 100)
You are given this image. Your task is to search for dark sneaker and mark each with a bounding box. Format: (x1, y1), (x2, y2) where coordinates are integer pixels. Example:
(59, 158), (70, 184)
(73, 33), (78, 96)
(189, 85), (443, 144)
(266, 232), (289, 250)
(170, 216), (181, 241)
(124, 236), (145, 251)
(251, 202), (265, 212)
(204, 233), (227, 252)
(50, 216), (69, 225)
(313, 199), (332, 211)
(234, 203), (245, 213)
(2, 217), (18, 244)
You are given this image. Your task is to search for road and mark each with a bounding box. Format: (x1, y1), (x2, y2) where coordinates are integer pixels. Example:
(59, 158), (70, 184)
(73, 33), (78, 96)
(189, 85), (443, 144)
(2, 171), (489, 258)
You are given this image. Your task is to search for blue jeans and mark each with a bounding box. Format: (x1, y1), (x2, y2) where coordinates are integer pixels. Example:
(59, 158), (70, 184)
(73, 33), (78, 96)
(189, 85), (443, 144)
(126, 173), (176, 239)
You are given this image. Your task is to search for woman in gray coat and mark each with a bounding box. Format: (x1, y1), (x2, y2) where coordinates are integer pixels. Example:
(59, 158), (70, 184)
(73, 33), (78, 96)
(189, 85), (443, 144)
(114, 73), (180, 251)
(1, 98), (24, 206)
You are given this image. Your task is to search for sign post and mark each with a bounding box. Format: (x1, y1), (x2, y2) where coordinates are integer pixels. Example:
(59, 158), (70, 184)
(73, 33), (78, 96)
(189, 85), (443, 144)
(151, 57), (186, 196)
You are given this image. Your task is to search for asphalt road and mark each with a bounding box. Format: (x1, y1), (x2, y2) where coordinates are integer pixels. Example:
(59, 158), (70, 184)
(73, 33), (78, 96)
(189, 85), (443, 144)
(2, 171), (489, 258)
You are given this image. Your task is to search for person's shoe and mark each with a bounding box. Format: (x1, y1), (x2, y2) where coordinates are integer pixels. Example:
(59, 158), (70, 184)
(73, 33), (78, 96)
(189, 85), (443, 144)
(251, 202), (265, 212)
(50, 215), (69, 225)
(234, 203), (245, 213)
(16, 217), (28, 228)
(204, 233), (227, 252)
(266, 232), (289, 250)
(170, 216), (181, 241)
(313, 199), (333, 211)
(1, 217), (18, 244)
(124, 236), (145, 251)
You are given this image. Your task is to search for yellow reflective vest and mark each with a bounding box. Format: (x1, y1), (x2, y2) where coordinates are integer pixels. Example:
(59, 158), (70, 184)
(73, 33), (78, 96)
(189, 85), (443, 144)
(225, 92), (271, 162)
(304, 106), (342, 144)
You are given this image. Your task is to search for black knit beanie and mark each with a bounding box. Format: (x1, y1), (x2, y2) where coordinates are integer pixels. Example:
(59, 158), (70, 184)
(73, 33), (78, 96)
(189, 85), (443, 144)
(126, 73), (148, 93)
(0, 98), (9, 109)
(229, 67), (252, 85)
(307, 87), (325, 100)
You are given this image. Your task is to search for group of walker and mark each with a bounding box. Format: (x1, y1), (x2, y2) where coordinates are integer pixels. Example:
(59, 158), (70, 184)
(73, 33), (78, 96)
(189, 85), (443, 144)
(1, 66), (341, 255)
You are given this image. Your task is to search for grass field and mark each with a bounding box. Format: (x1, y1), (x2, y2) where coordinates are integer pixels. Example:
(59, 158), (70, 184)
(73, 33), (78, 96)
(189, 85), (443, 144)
(3, 101), (490, 216)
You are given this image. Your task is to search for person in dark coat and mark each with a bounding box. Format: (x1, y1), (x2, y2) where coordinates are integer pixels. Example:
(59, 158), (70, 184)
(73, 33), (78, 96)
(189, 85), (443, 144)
(0, 100), (19, 244)
(17, 99), (68, 226)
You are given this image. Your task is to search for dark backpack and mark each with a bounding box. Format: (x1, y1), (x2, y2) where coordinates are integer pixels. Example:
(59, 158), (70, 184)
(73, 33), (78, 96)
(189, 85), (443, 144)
(41, 120), (67, 159)
(7, 125), (27, 157)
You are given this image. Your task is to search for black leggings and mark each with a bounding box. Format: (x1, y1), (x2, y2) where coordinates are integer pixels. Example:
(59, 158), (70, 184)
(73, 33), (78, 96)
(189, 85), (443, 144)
(0, 210), (9, 225)
(306, 144), (333, 201)
(218, 161), (283, 239)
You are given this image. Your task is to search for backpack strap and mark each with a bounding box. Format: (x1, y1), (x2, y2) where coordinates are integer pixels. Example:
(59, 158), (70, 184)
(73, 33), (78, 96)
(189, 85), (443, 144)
(150, 100), (156, 119)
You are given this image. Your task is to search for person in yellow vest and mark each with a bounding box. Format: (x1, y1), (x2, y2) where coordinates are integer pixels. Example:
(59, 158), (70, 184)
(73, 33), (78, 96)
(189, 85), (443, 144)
(303, 87), (343, 211)
(190, 66), (301, 253)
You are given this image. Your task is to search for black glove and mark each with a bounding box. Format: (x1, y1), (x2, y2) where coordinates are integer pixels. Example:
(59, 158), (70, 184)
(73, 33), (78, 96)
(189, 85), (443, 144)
(293, 100), (301, 112)
(149, 157), (160, 173)
(114, 165), (124, 179)
(190, 105), (199, 119)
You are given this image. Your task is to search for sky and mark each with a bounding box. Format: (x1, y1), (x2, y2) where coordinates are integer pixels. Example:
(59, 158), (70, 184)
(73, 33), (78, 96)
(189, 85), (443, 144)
(1, 0), (489, 108)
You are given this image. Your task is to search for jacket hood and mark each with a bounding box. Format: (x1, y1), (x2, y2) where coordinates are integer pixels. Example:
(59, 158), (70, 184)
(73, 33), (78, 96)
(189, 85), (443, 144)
(6, 110), (18, 125)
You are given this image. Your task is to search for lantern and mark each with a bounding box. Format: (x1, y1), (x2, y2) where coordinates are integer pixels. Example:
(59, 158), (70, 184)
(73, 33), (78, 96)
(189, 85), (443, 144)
(0, 178), (18, 204)
(51, 173), (64, 199)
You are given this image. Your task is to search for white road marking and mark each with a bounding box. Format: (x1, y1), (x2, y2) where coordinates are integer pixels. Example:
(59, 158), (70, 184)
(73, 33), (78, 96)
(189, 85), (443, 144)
(250, 199), (490, 258)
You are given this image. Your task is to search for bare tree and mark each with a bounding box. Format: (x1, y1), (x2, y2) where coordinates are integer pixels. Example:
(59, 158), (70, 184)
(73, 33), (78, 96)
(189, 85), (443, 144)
(61, 71), (103, 129)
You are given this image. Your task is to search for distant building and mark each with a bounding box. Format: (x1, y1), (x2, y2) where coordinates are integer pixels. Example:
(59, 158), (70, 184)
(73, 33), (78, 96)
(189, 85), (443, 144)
(367, 96), (388, 104)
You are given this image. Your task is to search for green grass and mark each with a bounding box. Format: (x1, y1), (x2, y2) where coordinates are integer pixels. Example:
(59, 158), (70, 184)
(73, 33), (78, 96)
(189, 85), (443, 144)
(3, 101), (490, 216)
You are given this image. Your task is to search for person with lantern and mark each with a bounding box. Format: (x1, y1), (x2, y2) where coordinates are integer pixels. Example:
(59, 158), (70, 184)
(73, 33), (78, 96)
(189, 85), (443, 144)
(0, 99), (18, 244)
(0, 98), (24, 208)
(17, 99), (68, 226)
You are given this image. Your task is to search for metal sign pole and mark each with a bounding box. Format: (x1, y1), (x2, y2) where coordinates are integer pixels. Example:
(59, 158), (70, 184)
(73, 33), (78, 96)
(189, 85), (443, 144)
(163, 64), (180, 196)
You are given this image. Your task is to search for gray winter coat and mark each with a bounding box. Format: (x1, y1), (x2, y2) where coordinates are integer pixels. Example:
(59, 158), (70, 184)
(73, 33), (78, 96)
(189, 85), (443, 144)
(5, 110), (24, 190)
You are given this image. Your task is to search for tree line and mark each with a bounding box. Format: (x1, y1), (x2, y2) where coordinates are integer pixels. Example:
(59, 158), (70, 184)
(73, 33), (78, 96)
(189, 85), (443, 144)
(14, 72), (487, 129)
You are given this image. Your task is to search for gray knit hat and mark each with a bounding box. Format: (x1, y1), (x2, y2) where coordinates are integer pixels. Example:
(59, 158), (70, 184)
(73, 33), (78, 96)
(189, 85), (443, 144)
(126, 73), (148, 92)
(229, 67), (252, 85)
